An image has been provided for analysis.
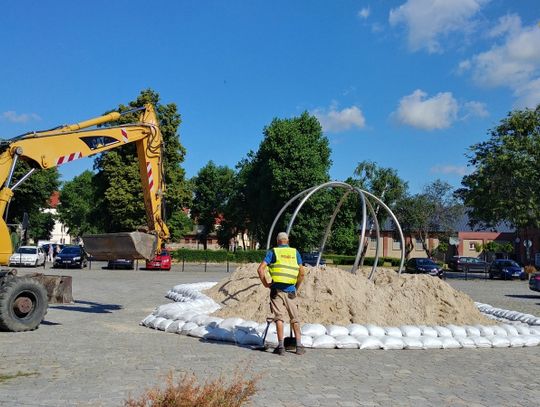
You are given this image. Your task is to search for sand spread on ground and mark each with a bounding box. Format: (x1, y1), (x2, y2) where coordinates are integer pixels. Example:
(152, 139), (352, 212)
(206, 264), (493, 326)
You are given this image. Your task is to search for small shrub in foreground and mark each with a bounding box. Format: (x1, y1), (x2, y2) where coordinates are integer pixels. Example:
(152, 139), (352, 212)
(124, 370), (259, 407)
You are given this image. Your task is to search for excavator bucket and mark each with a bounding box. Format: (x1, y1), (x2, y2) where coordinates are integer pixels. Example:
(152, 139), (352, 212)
(83, 232), (158, 260)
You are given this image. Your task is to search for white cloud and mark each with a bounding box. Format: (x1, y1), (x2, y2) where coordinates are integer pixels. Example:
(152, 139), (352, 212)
(358, 7), (370, 19)
(461, 15), (540, 107)
(313, 104), (366, 133)
(431, 165), (470, 176)
(1, 111), (41, 123)
(463, 101), (489, 118)
(389, 0), (489, 53)
(393, 89), (459, 130)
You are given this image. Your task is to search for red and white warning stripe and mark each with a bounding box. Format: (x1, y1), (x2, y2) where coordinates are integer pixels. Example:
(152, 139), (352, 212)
(147, 162), (154, 192)
(121, 128), (129, 143)
(57, 152), (83, 166)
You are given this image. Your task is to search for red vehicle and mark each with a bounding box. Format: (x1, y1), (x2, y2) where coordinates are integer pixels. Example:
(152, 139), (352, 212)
(145, 249), (172, 271)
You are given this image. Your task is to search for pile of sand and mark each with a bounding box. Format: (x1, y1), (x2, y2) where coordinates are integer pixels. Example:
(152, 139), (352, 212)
(205, 264), (492, 326)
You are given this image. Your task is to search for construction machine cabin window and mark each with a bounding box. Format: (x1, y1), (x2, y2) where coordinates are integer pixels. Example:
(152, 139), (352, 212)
(80, 136), (119, 150)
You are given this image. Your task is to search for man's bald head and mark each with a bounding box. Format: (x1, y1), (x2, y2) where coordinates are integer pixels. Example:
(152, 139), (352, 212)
(276, 232), (289, 244)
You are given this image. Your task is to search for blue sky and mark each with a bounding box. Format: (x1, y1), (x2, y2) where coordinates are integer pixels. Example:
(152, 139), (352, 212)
(1, 1), (539, 193)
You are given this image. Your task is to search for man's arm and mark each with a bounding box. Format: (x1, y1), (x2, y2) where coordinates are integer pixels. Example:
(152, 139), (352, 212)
(295, 265), (306, 290)
(257, 261), (271, 288)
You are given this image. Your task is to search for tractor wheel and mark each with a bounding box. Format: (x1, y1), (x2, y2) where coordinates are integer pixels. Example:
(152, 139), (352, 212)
(0, 277), (48, 332)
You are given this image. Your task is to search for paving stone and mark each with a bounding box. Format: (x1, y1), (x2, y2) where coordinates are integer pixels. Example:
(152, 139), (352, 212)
(0, 264), (539, 406)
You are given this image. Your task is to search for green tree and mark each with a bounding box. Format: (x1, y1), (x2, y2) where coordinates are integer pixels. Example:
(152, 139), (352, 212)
(394, 180), (463, 258)
(242, 112), (332, 251)
(457, 105), (540, 230)
(191, 161), (235, 250)
(57, 170), (104, 236)
(93, 89), (191, 238)
(6, 161), (60, 242)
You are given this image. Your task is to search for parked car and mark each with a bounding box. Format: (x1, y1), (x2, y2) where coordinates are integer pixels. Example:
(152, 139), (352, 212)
(107, 258), (134, 270)
(488, 259), (527, 280)
(301, 252), (326, 267)
(9, 246), (46, 267)
(529, 272), (540, 292)
(448, 256), (488, 272)
(53, 245), (88, 268)
(405, 258), (444, 278)
(146, 249), (172, 271)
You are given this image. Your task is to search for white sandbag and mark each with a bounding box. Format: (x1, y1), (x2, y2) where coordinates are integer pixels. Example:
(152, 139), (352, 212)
(421, 336), (443, 349)
(348, 324), (369, 337)
(522, 335), (540, 347)
(157, 319), (173, 331)
(515, 325), (532, 335)
(456, 337), (476, 349)
(236, 320), (259, 330)
(465, 326), (481, 337)
(399, 325), (422, 338)
(206, 327), (236, 342)
(141, 315), (157, 327)
(491, 326), (508, 336)
(421, 326), (439, 337)
(530, 326), (540, 335)
(471, 336), (492, 348)
(335, 335), (360, 349)
(402, 337), (423, 350)
(358, 336), (383, 350)
(440, 337), (461, 349)
(178, 310), (202, 322)
(476, 325), (495, 337)
(489, 336), (510, 348)
(264, 332), (279, 347)
(384, 327), (402, 337)
(180, 322), (199, 335)
(366, 324), (386, 337)
(218, 317), (244, 331)
(188, 325), (210, 338)
(382, 336), (404, 350)
(190, 314), (210, 325)
(501, 324), (519, 336)
(150, 317), (167, 329)
(301, 323), (327, 337)
(312, 335), (337, 349)
(507, 335), (525, 347)
(234, 329), (263, 346)
(446, 325), (467, 337)
(300, 335), (313, 348)
(326, 325), (349, 337)
(434, 326), (452, 338)
(165, 320), (184, 333)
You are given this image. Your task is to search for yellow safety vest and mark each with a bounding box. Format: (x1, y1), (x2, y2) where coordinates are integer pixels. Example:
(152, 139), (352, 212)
(269, 247), (299, 285)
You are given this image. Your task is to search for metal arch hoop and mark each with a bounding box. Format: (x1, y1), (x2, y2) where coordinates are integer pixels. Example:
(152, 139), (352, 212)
(266, 182), (405, 279)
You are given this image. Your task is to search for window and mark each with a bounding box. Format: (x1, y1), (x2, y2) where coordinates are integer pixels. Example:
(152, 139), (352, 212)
(207, 239), (213, 244)
(392, 238), (401, 250)
(415, 238), (423, 251)
(369, 237), (377, 247)
(469, 242), (477, 250)
(80, 136), (119, 150)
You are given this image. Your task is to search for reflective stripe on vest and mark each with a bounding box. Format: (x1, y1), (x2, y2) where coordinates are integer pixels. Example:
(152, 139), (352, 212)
(269, 247), (299, 285)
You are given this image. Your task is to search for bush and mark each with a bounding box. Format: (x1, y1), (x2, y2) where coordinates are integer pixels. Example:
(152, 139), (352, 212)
(172, 249), (266, 264)
(124, 370), (258, 407)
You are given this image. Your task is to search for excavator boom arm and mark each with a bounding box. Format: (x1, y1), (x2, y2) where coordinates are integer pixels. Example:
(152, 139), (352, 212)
(0, 104), (169, 264)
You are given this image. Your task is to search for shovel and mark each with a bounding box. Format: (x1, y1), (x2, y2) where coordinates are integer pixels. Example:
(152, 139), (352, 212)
(252, 318), (273, 351)
(284, 324), (297, 350)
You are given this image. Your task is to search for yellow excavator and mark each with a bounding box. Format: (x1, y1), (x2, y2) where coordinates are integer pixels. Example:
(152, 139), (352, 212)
(0, 104), (170, 331)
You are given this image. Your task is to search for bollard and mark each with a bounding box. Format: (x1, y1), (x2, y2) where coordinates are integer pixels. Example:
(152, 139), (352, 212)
(465, 265), (468, 280)
(227, 258), (229, 273)
(182, 256), (185, 272)
(136, 259), (139, 271)
(205, 253), (207, 272)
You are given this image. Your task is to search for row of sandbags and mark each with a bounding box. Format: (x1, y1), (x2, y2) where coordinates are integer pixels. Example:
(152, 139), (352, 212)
(141, 282), (540, 350)
(475, 302), (540, 325)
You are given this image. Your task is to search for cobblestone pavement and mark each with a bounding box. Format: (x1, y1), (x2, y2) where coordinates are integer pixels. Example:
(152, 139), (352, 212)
(1, 264), (539, 406)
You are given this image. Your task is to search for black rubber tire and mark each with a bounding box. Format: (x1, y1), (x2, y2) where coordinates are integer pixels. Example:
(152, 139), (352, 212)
(0, 277), (48, 332)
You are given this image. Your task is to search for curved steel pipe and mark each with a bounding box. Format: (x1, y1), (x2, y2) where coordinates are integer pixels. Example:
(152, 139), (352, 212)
(360, 190), (405, 274)
(351, 189), (368, 274)
(364, 197), (381, 280)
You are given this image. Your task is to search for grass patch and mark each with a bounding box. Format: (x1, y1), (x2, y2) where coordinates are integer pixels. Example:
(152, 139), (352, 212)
(0, 371), (38, 383)
(124, 369), (259, 407)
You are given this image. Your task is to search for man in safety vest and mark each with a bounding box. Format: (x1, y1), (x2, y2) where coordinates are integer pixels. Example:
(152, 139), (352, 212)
(257, 232), (306, 355)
